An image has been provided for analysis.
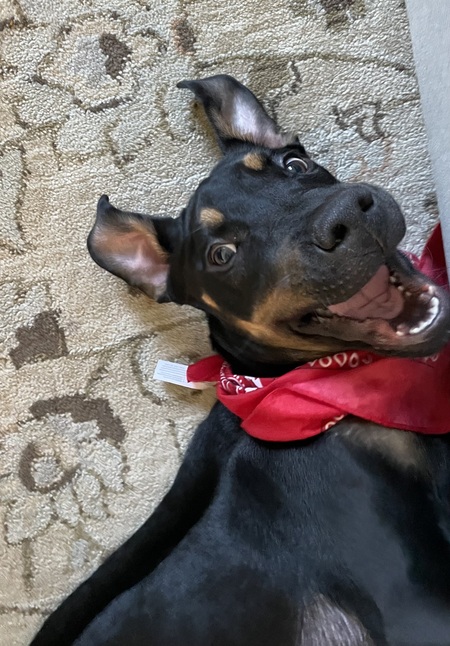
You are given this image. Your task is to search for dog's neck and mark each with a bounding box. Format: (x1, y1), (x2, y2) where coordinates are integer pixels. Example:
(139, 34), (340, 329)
(207, 315), (305, 377)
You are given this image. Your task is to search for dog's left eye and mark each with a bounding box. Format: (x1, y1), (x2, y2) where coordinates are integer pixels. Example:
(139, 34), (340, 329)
(208, 243), (237, 266)
(283, 156), (309, 174)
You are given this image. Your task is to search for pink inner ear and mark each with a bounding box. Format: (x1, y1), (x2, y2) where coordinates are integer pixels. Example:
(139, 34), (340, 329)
(117, 239), (165, 281)
(231, 96), (294, 148)
(93, 224), (169, 299)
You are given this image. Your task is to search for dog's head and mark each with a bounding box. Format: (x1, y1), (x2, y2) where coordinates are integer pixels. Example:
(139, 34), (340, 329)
(88, 75), (450, 371)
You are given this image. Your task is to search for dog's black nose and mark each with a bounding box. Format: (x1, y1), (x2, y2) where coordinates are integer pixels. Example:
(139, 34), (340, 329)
(312, 186), (378, 252)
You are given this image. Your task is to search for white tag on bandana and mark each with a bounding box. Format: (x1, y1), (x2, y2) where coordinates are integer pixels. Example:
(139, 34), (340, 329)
(153, 360), (212, 390)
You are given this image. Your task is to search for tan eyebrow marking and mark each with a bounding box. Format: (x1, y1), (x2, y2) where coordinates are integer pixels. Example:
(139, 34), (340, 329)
(242, 153), (265, 171)
(199, 208), (225, 227)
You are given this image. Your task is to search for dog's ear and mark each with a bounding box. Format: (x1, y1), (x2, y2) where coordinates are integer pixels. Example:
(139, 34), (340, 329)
(177, 74), (298, 153)
(87, 195), (181, 302)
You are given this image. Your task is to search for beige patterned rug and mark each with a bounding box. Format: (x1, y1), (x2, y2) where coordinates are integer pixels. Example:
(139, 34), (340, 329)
(0, 0), (438, 642)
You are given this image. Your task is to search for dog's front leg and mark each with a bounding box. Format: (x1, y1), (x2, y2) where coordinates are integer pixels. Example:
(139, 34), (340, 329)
(31, 403), (239, 646)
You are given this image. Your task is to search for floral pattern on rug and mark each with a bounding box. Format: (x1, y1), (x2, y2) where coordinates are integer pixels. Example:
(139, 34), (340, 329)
(0, 0), (438, 642)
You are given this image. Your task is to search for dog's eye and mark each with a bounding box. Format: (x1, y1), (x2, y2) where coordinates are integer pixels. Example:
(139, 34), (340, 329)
(208, 243), (237, 266)
(283, 156), (309, 174)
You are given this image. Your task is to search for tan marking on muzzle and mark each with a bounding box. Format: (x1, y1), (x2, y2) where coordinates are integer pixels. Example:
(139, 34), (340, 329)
(199, 207), (225, 227)
(201, 292), (221, 311)
(232, 289), (320, 350)
(242, 153), (265, 171)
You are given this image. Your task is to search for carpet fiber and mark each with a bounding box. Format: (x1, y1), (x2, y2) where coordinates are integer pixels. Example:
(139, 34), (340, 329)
(0, 0), (438, 642)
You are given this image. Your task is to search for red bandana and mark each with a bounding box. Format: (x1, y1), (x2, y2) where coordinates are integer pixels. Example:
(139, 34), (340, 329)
(187, 225), (450, 442)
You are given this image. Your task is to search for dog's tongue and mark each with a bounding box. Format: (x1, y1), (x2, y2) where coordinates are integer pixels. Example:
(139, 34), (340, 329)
(328, 265), (404, 320)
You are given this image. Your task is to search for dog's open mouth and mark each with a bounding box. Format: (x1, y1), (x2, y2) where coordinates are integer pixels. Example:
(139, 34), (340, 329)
(294, 262), (446, 349)
(324, 265), (439, 337)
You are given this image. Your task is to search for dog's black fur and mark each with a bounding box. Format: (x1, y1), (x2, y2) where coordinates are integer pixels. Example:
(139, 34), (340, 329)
(32, 76), (450, 645)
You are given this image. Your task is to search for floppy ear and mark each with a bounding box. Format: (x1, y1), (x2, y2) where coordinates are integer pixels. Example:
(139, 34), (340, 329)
(87, 195), (181, 302)
(177, 74), (298, 153)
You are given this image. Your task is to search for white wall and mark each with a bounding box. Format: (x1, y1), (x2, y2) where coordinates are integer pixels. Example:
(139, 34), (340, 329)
(406, 0), (450, 271)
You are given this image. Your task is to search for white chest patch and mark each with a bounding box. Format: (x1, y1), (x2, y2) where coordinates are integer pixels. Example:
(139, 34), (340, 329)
(299, 595), (374, 646)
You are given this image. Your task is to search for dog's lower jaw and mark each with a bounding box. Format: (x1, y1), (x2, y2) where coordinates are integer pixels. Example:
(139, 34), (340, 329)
(290, 291), (450, 359)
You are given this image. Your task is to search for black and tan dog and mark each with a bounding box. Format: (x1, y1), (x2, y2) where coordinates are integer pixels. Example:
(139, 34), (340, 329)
(32, 76), (450, 645)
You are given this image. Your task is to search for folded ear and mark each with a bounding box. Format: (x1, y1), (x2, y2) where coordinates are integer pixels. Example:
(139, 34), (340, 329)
(177, 74), (298, 153)
(87, 195), (181, 302)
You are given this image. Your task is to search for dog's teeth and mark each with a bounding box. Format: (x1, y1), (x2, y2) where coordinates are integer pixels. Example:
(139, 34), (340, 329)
(429, 296), (440, 319)
(418, 292), (432, 305)
(389, 275), (396, 284)
(427, 285), (436, 296)
(397, 285), (405, 292)
(396, 324), (409, 336)
(404, 290), (412, 298)
(410, 321), (429, 335)
(408, 296), (440, 335)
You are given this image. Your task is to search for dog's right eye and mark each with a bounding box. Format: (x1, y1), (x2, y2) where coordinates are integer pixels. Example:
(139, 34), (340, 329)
(208, 243), (237, 266)
(283, 155), (309, 174)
